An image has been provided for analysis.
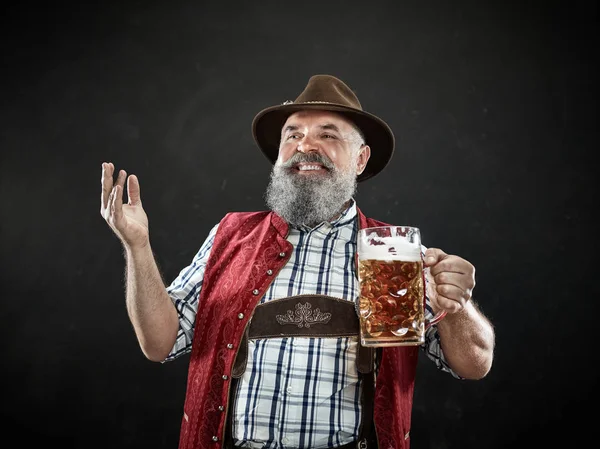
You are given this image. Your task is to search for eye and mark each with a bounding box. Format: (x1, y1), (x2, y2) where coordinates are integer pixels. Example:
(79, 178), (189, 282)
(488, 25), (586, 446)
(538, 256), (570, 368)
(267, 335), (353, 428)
(322, 134), (337, 139)
(286, 134), (301, 140)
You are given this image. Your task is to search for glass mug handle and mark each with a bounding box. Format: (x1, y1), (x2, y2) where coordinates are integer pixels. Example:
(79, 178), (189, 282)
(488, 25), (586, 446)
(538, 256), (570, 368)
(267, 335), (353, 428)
(426, 309), (447, 329)
(423, 262), (447, 329)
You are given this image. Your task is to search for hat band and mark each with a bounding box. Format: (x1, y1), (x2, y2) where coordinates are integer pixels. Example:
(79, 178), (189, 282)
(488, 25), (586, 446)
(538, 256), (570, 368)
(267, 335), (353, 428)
(281, 100), (357, 106)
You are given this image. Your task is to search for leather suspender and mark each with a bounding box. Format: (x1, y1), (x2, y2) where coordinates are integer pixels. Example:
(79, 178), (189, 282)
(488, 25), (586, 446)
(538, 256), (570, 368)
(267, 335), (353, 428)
(225, 295), (377, 448)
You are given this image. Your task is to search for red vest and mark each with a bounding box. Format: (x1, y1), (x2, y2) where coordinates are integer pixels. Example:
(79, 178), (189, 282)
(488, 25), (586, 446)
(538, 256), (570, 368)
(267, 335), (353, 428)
(177, 209), (419, 449)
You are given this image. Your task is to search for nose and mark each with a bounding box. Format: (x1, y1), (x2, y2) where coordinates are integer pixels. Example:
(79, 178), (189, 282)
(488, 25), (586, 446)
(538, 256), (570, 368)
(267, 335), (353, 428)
(297, 135), (319, 154)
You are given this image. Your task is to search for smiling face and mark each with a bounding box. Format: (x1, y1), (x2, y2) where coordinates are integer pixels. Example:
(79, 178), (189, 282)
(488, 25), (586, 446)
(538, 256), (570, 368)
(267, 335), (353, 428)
(276, 110), (370, 176)
(264, 110), (371, 228)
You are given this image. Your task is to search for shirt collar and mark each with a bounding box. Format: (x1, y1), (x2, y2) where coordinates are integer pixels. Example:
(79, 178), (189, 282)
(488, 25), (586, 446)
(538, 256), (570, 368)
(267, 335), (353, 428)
(295, 198), (357, 232)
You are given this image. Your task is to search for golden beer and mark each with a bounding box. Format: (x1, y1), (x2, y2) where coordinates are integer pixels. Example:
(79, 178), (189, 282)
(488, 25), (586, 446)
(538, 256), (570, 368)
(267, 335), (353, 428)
(358, 258), (425, 346)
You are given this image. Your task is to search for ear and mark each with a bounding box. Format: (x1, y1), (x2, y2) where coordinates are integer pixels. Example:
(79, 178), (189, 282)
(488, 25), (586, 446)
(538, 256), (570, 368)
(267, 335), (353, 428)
(355, 145), (371, 175)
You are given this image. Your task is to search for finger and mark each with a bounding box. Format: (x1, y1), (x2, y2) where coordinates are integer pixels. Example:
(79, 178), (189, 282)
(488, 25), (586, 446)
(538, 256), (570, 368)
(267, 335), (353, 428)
(105, 183), (116, 221)
(116, 169), (127, 193)
(433, 294), (464, 314)
(429, 255), (474, 277)
(436, 284), (470, 306)
(433, 271), (475, 292)
(101, 162), (114, 211)
(127, 174), (141, 206)
(424, 248), (448, 267)
(112, 184), (124, 225)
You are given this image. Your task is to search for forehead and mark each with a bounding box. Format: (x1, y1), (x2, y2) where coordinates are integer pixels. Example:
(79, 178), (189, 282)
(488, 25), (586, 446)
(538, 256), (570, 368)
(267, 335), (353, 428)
(282, 110), (355, 131)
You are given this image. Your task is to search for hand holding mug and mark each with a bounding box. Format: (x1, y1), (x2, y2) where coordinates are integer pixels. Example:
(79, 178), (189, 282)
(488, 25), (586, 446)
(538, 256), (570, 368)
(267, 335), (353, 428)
(423, 248), (475, 315)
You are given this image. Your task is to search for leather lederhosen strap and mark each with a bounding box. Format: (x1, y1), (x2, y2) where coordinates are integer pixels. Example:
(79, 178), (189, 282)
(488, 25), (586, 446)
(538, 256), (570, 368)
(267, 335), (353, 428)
(224, 295), (377, 449)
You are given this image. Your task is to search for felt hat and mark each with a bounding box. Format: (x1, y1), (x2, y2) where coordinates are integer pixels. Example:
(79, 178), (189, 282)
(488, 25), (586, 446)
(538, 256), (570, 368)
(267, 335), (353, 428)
(251, 74), (395, 182)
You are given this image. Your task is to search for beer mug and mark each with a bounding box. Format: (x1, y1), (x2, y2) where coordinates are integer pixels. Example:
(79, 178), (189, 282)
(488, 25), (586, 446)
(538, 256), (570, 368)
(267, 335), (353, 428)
(356, 226), (447, 347)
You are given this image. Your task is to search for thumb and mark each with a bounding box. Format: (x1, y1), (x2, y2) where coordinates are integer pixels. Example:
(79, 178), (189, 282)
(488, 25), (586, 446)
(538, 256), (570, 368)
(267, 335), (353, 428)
(424, 247), (447, 266)
(127, 174), (142, 205)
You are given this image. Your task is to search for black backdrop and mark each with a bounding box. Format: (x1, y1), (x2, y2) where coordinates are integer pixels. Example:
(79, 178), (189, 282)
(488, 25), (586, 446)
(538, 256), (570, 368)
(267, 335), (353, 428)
(1, 0), (597, 447)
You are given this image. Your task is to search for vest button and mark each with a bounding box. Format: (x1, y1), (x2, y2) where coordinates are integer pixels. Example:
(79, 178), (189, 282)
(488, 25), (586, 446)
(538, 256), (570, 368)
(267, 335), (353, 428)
(238, 313), (244, 319)
(279, 252), (286, 257)
(227, 343), (233, 349)
(252, 289), (259, 295)
(266, 269), (273, 275)
(222, 374), (229, 380)
(212, 436), (219, 442)
(218, 405), (224, 411)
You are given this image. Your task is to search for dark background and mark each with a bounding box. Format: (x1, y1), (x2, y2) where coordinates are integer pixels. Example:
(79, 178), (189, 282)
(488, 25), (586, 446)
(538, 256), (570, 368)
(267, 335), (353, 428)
(1, 0), (597, 447)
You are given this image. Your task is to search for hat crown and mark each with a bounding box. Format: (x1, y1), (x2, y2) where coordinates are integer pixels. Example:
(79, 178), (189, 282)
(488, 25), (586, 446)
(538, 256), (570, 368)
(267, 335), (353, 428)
(294, 75), (363, 111)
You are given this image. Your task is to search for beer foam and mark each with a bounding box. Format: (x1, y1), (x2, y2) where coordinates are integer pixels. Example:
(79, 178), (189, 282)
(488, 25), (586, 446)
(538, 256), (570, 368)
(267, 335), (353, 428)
(359, 236), (422, 262)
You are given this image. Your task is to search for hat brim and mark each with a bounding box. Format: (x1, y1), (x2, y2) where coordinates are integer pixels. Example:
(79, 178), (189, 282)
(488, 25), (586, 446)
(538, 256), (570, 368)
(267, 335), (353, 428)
(251, 103), (395, 182)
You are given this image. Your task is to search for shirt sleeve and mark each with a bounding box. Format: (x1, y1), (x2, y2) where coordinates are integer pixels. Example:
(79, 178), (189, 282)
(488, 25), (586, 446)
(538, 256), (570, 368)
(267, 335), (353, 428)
(420, 244), (464, 380)
(162, 222), (220, 362)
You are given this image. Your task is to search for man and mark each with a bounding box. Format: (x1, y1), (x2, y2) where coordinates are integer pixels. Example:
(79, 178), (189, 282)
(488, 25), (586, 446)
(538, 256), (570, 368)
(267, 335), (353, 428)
(100, 74), (495, 449)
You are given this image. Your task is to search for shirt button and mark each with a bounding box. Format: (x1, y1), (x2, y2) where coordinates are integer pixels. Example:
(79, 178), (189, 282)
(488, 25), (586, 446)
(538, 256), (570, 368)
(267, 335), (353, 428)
(227, 343), (234, 349)
(286, 386), (292, 394)
(212, 436), (219, 442)
(222, 374), (229, 380)
(238, 313), (244, 319)
(282, 437), (289, 444)
(218, 405), (224, 411)
(266, 269), (273, 275)
(252, 289), (259, 295)
(279, 252), (286, 257)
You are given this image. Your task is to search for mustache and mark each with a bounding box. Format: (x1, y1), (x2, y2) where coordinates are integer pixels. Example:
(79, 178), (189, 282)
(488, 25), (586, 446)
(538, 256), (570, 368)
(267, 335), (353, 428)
(278, 152), (336, 171)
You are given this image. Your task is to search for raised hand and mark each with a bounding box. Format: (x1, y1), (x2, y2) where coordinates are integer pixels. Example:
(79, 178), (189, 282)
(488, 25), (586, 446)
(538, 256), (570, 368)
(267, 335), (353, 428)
(100, 162), (149, 249)
(423, 248), (476, 314)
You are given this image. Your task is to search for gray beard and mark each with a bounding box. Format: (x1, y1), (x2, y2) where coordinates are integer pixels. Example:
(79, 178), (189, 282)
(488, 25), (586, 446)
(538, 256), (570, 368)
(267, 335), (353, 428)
(264, 153), (358, 228)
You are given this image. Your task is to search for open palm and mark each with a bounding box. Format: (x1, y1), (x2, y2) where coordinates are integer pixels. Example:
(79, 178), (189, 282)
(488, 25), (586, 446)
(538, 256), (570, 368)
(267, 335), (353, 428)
(100, 162), (149, 249)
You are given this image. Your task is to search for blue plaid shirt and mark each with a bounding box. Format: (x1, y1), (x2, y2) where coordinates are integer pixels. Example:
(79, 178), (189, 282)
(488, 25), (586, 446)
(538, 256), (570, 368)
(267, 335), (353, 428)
(165, 199), (458, 448)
